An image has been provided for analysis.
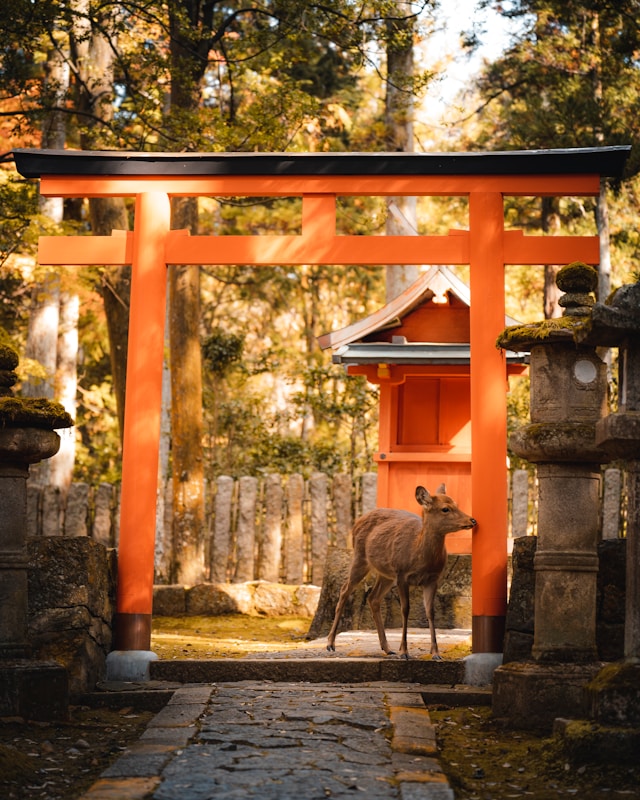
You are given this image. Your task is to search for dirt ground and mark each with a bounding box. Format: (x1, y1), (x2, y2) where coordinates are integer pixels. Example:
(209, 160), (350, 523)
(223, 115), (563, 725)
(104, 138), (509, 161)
(0, 705), (154, 800)
(2, 615), (639, 800)
(430, 705), (640, 800)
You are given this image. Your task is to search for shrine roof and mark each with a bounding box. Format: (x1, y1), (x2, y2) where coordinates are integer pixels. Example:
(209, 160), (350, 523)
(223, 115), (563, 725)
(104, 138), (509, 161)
(319, 266), (528, 366)
(329, 342), (526, 366)
(317, 265), (521, 351)
(12, 146), (630, 178)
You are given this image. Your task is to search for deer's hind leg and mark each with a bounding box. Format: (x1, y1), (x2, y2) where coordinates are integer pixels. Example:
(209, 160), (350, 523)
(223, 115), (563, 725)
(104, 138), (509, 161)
(367, 574), (395, 655)
(326, 559), (370, 652)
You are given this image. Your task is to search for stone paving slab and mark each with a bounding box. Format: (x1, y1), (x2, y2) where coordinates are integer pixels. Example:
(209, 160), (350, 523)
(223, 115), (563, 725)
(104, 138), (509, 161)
(420, 683), (492, 707)
(78, 681), (455, 800)
(390, 706), (438, 756)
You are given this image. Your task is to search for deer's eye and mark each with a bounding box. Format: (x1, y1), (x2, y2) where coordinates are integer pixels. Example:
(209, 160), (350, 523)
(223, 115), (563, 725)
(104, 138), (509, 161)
(442, 507), (450, 513)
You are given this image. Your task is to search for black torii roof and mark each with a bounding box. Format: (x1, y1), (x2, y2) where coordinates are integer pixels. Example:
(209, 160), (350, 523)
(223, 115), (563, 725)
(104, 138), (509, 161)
(12, 146), (631, 178)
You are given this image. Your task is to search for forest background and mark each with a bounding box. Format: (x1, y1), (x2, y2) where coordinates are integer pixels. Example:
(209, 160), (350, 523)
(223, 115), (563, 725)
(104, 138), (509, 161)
(1, 0), (639, 583)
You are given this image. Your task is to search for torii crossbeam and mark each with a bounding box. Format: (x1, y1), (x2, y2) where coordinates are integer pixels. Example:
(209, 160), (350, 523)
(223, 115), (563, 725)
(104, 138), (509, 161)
(13, 146), (630, 669)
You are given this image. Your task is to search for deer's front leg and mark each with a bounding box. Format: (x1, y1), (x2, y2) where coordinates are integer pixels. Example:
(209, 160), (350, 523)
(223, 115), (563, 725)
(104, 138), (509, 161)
(422, 581), (442, 660)
(368, 575), (395, 654)
(397, 579), (411, 660)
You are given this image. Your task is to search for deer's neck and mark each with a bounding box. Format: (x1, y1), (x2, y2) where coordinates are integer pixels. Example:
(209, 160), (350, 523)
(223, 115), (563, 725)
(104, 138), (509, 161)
(418, 527), (446, 558)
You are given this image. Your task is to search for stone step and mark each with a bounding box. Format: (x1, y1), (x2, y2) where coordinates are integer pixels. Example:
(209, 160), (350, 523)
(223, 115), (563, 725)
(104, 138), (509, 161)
(420, 683), (493, 706)
(150, 656), (466, 684)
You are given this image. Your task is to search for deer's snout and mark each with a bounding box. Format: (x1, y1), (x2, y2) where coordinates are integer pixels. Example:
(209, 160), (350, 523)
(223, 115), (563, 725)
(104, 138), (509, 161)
(467, 518), (478, 528)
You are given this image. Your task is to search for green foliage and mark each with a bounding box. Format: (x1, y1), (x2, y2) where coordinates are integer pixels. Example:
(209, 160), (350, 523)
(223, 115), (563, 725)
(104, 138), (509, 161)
(0, 174), (39, 267)
(506, 374), (533, 470)
(203, 366), (378, 479)
(73, 381), (122, 485)
(203, 330), (245, 377)
(470, 1), (640, 174)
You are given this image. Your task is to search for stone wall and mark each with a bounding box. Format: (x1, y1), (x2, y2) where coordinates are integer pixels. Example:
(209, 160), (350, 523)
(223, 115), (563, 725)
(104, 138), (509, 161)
(29, 468), (628, 587)
(27, 537), (116, 695)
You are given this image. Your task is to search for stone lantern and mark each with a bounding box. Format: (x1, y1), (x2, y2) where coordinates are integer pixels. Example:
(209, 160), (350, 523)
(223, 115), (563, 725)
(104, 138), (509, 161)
(492, 263), (610, 729)
(0, 335), (74, 719)
(575, 278), (640, 728)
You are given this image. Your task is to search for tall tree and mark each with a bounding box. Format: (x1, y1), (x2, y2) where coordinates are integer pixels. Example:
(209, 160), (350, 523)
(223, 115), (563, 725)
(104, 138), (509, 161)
(385, 0), (420, 300)
(70, 0), (131, 439)
(23, 31), (67, 487)
(467, 0), (640, 307)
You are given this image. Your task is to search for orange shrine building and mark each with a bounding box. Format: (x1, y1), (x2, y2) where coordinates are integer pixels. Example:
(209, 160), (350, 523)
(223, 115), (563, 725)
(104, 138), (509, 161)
(319, 266), (528, 555)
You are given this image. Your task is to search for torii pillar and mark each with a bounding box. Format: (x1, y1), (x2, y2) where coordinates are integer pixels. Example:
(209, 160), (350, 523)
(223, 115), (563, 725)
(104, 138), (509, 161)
(13, 147), (629, 679)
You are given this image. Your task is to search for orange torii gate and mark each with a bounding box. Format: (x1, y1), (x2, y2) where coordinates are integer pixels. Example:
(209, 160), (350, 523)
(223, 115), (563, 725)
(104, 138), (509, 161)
(13, 146), (630, 667)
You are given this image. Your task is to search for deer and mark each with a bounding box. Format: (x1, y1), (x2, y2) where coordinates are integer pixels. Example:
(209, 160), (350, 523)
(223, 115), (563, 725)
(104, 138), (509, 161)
(326, 485), (476, 660)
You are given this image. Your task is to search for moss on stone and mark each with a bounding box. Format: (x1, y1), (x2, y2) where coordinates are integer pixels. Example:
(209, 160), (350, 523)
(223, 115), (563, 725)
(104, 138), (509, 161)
(556, 261), (598, 293)
(586, 661), (640, 693)
(496, 316), (579, 350)
(0, 397), (74, 430)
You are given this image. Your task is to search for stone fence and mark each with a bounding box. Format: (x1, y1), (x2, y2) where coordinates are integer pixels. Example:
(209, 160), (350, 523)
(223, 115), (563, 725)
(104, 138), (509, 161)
(26, 467), (627, 585)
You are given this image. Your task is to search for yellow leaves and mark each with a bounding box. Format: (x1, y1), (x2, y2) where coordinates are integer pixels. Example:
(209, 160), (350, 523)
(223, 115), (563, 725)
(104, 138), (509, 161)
(326, 102), (353, 131)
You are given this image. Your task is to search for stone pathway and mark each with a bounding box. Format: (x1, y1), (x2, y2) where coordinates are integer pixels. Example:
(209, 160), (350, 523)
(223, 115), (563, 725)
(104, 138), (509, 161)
(78, 682), (454, 800)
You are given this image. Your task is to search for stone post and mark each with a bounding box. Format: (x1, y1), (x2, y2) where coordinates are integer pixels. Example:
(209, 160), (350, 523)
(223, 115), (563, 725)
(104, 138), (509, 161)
(492, 263), (609, 730)
(0, 337), (74, 719)
(576, 277), (640, 726)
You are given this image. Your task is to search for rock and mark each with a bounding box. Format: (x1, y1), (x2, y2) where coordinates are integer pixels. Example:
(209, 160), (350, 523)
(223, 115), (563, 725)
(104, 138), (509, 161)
(181, 581), (321, 618)
(252, 581), (297, 616)
(152, 585), (187, 616)
(187, 584), (244, 616)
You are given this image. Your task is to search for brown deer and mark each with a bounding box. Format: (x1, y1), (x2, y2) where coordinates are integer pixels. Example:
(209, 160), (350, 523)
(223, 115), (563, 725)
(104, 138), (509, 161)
(326, 485), (476, 660)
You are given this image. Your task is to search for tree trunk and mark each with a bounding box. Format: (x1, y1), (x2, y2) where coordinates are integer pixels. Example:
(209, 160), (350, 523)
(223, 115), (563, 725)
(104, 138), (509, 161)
(23, 41), (69, 485)
(155, 313), (172, 582)
(169, 196), (205, 585)
(596, 179), (611, 303)
(23, 272), (60, 401)
(385, 1), (418, 301)
(542, 197), (562, 319)
(88, 201), (131, 440)
(590, 14), (611, 304)
(72, 0), (131, 442)
(48, 291), (79, 493)
(166, 3), (209, 584)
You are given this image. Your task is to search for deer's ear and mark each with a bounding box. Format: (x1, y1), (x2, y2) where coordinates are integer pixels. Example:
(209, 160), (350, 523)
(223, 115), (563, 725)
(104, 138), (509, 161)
(415, 486), (432, 507)
(435, 483), (446, 495)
